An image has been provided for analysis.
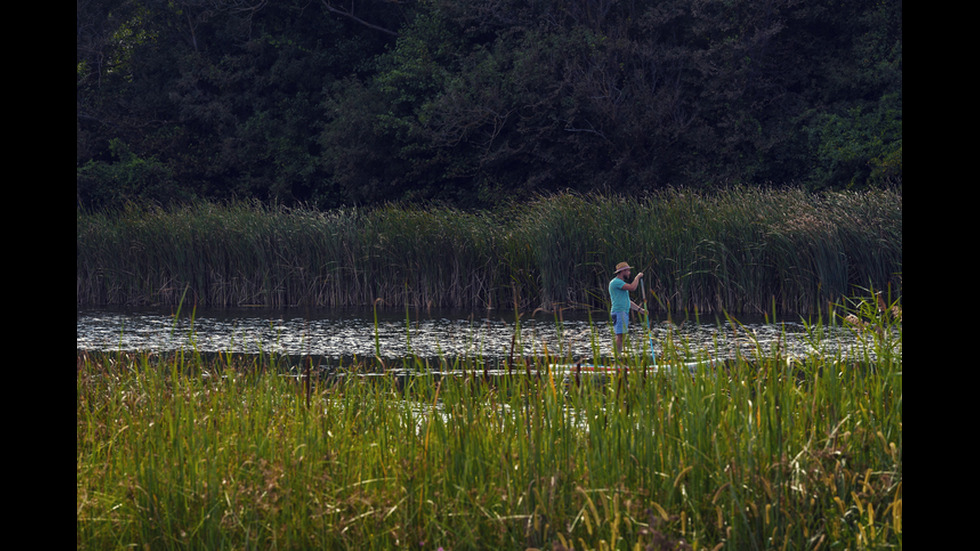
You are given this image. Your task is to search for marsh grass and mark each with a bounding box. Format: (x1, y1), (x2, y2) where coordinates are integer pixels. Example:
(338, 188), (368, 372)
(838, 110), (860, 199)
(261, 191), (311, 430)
(77, 296), (901, 550)
(76, 189), (901, 316)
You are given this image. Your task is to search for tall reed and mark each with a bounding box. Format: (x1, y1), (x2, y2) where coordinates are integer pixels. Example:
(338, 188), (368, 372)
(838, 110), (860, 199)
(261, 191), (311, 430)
(77, 189), (902, 315)
(77, 297), (902, 550)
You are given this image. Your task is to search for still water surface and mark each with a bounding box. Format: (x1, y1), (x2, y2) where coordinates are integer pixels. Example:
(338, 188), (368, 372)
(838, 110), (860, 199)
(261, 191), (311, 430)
(76, 307), (878, 365)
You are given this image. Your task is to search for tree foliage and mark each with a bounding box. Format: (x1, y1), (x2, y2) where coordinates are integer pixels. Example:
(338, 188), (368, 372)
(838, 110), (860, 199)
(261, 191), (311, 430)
(77, 0), (902, 211)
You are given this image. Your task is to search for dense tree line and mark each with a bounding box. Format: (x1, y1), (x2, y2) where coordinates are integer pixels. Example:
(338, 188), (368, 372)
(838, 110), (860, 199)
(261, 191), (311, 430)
(77, 0), (902, 211)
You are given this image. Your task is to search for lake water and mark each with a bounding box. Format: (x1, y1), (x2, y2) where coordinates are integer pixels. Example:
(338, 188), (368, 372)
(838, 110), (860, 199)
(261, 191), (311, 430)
(76, 307), (882, 367)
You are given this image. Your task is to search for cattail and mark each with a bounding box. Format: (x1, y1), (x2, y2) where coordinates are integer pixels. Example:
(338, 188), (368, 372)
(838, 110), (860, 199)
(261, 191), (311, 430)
(891, 304), (902, 321)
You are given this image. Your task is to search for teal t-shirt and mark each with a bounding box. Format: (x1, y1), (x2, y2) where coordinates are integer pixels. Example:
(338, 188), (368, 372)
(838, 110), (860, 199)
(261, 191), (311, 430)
(609, 277), (629, 313)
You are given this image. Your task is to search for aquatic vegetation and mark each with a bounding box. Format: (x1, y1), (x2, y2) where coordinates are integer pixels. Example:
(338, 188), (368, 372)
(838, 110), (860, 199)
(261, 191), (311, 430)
(77, 298), (902, 550)
(76, 189), (902, 316)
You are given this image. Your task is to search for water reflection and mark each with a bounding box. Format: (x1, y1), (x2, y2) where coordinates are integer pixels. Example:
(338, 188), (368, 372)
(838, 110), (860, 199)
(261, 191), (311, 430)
(76, 307), (880, 364)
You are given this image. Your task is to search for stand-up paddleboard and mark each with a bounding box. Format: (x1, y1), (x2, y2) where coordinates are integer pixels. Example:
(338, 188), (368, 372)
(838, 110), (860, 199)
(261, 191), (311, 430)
(552, 354), (810, 376)
(552, 356), (719, 375)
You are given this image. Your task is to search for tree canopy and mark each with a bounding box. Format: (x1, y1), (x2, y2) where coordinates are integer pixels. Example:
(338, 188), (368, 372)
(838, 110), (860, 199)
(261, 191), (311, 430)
(77, 0), (902, 211)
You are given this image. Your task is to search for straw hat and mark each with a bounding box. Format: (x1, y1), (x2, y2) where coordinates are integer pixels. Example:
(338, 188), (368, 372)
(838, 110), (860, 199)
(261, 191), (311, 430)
(614, 262), (632, 274)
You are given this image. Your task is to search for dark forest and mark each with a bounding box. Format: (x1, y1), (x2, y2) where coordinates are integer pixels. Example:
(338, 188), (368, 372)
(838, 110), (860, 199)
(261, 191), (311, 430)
(77, 0), (902, 211)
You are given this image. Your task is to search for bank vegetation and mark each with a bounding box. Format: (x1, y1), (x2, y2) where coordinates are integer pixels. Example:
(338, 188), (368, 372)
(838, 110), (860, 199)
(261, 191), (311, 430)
(77, 188), (901, 316)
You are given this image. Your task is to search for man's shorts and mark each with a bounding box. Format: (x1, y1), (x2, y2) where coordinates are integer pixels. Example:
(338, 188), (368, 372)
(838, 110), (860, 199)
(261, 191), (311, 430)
(611, 311), (629, 335)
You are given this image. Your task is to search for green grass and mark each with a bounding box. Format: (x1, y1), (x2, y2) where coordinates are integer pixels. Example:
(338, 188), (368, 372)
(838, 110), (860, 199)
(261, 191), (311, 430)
(76, 188), (902, 316)
(77, 296), (902, 550)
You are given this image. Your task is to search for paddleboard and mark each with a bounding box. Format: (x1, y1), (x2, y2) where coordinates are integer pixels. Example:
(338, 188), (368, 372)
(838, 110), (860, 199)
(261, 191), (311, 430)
(553, 358), (718, 375)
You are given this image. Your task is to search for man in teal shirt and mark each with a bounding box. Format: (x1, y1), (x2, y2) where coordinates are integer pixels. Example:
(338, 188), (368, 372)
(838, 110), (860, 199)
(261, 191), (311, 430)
(608, 261), (645, 355)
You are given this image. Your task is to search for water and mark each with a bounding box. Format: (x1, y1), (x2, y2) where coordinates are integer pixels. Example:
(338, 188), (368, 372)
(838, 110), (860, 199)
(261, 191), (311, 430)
(76, 307), (881, 365)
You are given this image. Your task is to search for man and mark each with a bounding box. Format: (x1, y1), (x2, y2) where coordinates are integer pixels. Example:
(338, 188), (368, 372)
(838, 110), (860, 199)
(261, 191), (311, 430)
(608, 261), (645, 355)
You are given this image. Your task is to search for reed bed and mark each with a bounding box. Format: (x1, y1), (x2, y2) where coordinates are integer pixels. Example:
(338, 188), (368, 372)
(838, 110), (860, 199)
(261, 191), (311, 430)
(77, 297), (902, 550)
(76, 189), (901, 315)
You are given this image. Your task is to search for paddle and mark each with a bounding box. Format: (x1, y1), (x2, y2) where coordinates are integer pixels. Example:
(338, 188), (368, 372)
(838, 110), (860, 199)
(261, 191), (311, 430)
(640, 274), (655, 366)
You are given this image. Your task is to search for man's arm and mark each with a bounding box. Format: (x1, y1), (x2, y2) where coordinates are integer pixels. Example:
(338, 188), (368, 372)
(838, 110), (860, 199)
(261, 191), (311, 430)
(622, 272), (644, 291)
